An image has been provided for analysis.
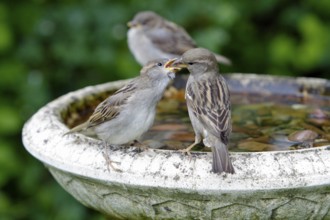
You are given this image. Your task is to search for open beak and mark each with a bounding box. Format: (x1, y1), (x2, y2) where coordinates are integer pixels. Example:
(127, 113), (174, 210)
(171, 58), (188, 69)
(164, 58), (180, 80)
(164, 58), (186, 73)
(127, 21), (138, 28)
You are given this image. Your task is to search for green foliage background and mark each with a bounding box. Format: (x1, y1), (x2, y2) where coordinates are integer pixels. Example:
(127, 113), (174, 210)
(0, 0), (329, 219)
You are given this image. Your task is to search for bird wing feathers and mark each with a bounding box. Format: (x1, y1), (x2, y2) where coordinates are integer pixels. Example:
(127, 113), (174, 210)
(86, 81), (137, 128)
(186, 76), (231, 140)
(146, 21), (196, 55)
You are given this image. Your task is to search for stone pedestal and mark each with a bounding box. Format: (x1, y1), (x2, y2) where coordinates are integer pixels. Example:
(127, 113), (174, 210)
(22, 74), (330, 219)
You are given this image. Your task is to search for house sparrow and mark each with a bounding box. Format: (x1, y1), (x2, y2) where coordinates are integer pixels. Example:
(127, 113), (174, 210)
(170, 48), (235, 174)
(127, 11), (231, 66)
(65, 58), (182, 172)
(66, 58), (180, 145)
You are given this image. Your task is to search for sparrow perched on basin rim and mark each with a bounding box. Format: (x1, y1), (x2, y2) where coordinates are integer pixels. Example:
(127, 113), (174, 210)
(127, 11), (231, 66)
(66, 58), (181, 145)
(65, 59), (181, 171)
(170, 48), (234, 174)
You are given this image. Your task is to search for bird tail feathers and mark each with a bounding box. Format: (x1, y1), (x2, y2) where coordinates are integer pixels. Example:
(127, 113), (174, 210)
(212, 139), (235, 174)
(213, 53), (232, 66)
(63, 122), (95, 137)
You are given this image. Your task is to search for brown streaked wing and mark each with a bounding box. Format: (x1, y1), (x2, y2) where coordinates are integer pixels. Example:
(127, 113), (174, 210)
(146, 21), (196, 55)
(86, 82), (137, 128)
(113, 81), (137, 95)
(186, 77), (231, 139)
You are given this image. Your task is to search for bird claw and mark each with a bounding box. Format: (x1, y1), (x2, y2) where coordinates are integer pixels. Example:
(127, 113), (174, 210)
(179, 148), (193, 161)
(178, 142), (198, 161)
(179, 148), (191, 155)
(102, 151), (122, 173)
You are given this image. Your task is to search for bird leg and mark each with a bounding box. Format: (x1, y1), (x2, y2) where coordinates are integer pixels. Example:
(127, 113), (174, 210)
(179, 136), (201, 156)
(102, 142), (122, 172)
(179, 142), (197, 156)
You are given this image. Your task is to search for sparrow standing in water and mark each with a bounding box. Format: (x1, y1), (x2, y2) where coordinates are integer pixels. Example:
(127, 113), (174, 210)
(171, 48), (234, 174)
(127, 11), (231, 66)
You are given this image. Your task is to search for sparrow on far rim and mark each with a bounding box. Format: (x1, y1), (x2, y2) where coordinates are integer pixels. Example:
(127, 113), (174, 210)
(127, 11), (231, 66)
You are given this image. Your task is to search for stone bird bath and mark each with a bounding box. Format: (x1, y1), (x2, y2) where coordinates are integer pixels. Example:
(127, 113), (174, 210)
(22, 74), (330, 219)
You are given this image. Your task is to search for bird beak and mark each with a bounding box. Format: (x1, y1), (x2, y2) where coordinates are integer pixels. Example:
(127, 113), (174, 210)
(127, 21), (138, 28)
(171, 58), (188, 69)
(164, 58), (184, 72)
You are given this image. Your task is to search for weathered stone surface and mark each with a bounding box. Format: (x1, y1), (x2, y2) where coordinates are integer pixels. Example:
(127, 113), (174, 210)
(22, 74), (330, 219)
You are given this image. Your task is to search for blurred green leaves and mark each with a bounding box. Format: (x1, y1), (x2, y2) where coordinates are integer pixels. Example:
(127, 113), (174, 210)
(0, 0), (329, 219)
(297, 14), (329, 70)
(269, 12), (330, 75)
(0, 107), (21, 135)
(0, 4), (13, 53)
(0, 140), (21, 187)
(0, 23), (12, 53)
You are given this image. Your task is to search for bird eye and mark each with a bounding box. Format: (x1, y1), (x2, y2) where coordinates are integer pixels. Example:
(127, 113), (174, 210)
(188, 62), (194, 65)
(157, 63), (163, 66)
(142, 18), (152, 25)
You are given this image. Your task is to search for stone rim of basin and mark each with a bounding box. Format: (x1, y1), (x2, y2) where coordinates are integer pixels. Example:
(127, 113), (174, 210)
(22, 74), (330, 192)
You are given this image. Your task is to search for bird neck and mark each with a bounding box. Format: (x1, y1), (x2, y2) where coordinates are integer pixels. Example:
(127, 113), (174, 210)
(189, 70), (219, 81)
(187, 63), (218, 76)
(139, 75), (170, 94)
(153, 77), (170, 91)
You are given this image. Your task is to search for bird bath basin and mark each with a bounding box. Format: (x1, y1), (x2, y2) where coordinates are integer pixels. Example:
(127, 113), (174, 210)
(22, 74), (330, 219)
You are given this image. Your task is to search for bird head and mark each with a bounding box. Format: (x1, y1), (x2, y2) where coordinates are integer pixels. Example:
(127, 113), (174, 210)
(170, 48), (218, 75)
(127, 11), (163, 29)
(140, 58), (182, 81)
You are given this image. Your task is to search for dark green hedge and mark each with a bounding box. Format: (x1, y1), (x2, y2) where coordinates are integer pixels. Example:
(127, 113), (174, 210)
(0, 0), (329, 219)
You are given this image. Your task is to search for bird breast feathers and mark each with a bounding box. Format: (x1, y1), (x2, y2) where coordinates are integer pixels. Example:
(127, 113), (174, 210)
(186, 79), (230, 135)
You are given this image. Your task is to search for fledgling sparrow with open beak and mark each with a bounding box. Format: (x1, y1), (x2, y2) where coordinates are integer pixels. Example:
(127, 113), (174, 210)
(170, 48), (234, 174)
(65, 59), (180, 171)
(66, 58), (181, 145)
(127, 11), (231, 66)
